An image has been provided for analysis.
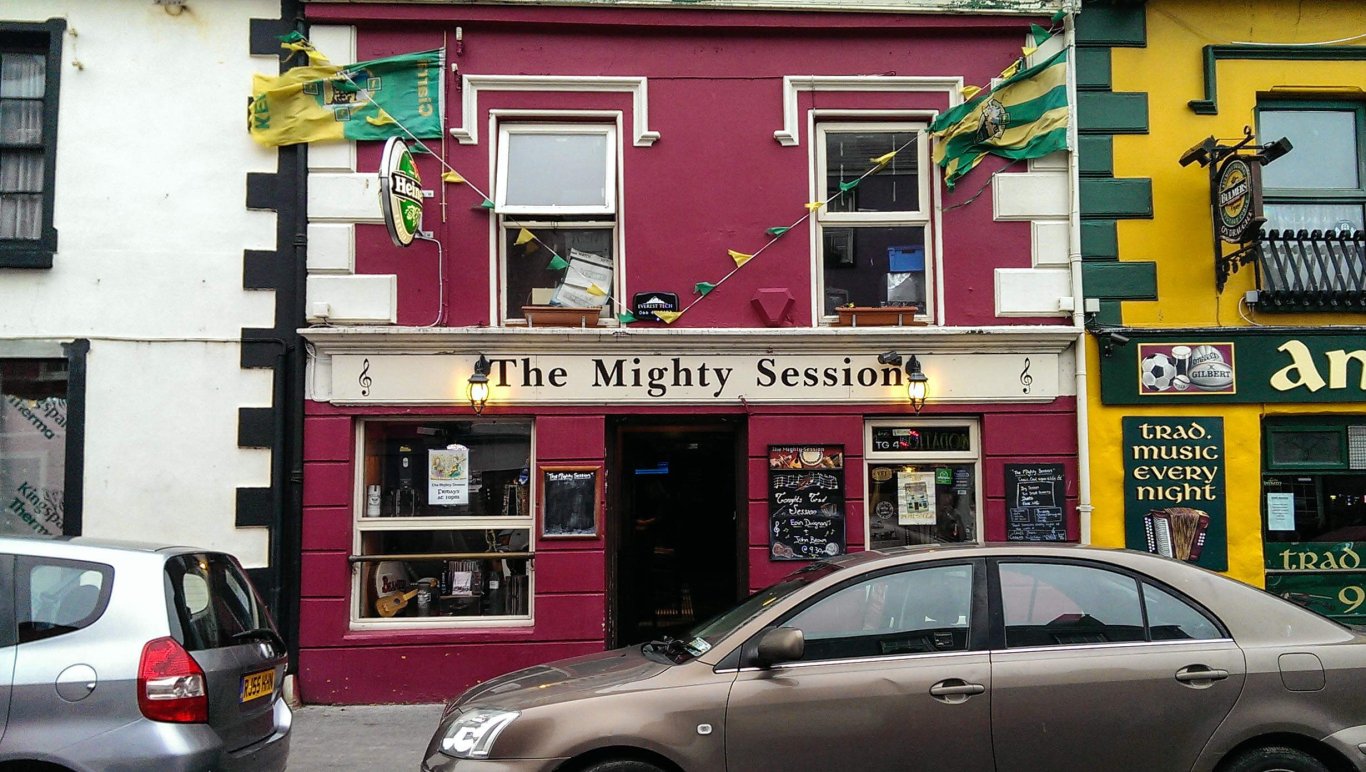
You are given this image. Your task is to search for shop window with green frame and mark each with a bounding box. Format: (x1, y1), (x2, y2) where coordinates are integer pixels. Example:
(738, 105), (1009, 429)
(1257, 101), (1366, 235)
(1262, 417), (1366, 625)
(352, 418), (533, 627)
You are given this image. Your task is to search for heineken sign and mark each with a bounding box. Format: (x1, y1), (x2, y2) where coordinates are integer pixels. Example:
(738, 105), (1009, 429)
(1101, 331), (1366, 405)
(379, 137), (424, 247)
(1215, 156), (1263, 244)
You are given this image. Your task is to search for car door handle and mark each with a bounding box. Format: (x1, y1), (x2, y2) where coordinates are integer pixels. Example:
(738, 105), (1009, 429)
(929, 679), (985, 701)
(1175, 665), (1229, 683)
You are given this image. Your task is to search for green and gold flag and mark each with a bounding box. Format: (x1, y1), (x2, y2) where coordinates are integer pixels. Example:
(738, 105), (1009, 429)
(929, 48), (1069, 189)
(250, 49), (443, 147)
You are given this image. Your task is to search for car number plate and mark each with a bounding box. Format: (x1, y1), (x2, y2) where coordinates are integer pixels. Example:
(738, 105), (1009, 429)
(240, 669), (275, 703)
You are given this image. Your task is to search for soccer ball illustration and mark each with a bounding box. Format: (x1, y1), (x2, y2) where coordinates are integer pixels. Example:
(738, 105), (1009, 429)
(1141, 353), (1176, 391)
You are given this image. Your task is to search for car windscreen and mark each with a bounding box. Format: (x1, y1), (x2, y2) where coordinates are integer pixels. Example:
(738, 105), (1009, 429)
(677, 561), (844, 657)
(164, 553), (278, 652)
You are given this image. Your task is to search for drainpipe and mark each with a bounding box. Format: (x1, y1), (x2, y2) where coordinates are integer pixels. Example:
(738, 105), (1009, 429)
(1064, 9), (1094, 543)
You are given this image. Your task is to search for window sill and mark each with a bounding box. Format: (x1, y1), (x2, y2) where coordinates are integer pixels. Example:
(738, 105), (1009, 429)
(520, 306), (606, 328)
(831, 307), (928, 327)
(0, 247), (55, 269)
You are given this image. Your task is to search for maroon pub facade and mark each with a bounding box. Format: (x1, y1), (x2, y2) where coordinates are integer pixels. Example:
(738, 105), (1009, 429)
(296, 0), (1080, 704)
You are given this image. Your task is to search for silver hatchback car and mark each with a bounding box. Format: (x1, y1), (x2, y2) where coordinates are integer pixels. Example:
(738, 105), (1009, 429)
(0, 536), (291, 771)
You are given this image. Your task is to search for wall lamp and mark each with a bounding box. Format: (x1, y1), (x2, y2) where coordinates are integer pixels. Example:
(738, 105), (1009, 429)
(877, 352), (930, 413)
(467, 354), (491, 414)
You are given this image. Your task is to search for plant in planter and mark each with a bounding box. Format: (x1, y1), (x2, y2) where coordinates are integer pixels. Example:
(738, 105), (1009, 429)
(521, 306), (603, 328)
(833, 304), (925, 327)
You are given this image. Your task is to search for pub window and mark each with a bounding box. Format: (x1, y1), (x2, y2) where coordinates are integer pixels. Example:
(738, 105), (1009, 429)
(1257, 102), (1366, 234)
(1, 20), (63, 268)
(1262, 417), (1366, 624)
(494, 124), (618, 324)
(815, 123), (932, 322)
(864, 419), (979, 549)
(353, 418), (534, 627)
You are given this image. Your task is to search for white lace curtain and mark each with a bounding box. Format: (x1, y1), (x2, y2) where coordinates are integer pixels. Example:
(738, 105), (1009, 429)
(1, 52), (46, 240)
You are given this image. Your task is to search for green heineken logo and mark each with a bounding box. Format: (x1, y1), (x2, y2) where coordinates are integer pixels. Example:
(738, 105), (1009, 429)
(379, 137), (423, 247)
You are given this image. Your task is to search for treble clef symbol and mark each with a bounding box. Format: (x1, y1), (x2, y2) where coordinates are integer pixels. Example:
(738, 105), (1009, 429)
(359, 358), (372, 397)
(1020, 357), (1033, 394)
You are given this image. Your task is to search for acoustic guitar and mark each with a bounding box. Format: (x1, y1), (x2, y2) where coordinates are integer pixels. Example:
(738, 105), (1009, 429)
(375, 588), (419, 617)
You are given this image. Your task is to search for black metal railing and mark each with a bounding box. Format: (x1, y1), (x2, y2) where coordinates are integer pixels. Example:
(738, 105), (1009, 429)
(1255, 229), (1366, 312)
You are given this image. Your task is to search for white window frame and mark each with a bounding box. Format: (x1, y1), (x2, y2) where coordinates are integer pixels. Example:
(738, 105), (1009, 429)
(813, 121), (934, 325)
(494, 123), (618, 216)
(492, 120), (622, 325)
(349, 417), (537, 630)
(862, 418), (983, 549)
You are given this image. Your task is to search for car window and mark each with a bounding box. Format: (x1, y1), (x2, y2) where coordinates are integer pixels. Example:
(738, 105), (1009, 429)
(1143, 583), (1222, 641)
(784, 564), (972, 661)
(16, 556), (112, 644)
(999, 562), (1144, 648)
(164, 553), (272, 651)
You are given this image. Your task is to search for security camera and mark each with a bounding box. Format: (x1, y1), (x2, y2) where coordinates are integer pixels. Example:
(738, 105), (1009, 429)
(876, 351), (903, 366)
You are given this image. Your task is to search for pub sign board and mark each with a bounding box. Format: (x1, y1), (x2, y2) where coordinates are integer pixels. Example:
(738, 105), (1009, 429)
(1215, 156), (1264, 244)
(1100, 331), (1366, 405)
(768, 445), (845, 561)
(1122, 417), (1227, 571)
(379, 137), (424, 248)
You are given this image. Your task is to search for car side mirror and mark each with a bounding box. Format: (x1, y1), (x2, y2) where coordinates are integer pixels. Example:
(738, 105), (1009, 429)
(755, 627), (804, 668)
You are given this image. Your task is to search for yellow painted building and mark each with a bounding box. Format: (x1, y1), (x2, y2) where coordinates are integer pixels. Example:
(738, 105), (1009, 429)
(1077, 0), (1366, 615)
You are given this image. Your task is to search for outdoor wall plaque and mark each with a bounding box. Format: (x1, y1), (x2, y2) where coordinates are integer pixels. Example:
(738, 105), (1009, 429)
(539, 465), (602, 539)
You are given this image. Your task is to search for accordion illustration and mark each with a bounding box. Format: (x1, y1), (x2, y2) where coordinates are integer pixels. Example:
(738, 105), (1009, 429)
(1144, 507), (1210, 562)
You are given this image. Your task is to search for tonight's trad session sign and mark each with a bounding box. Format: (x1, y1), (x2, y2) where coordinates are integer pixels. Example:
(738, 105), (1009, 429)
(768, 446), (846, 561)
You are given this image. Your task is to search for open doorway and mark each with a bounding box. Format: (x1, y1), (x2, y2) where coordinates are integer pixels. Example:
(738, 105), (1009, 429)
(609, 420), (742, 647)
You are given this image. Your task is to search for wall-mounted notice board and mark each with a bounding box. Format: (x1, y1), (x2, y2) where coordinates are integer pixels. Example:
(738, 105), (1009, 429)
(539, 465), (603, 539)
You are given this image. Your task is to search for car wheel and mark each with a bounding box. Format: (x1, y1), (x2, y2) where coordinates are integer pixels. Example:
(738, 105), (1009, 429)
(580, 760), (666, 772)
(1222, 746), (1329, 772)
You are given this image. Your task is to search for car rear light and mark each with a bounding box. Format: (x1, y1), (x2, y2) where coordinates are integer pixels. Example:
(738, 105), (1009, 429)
(138, 636), (208, 723)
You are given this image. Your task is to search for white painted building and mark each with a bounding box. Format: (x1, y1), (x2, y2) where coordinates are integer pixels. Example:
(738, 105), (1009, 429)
(1, 0), (302, 615)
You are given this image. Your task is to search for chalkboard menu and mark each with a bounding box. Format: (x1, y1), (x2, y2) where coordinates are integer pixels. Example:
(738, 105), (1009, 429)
(768, 445), (846, 560)
(1004, 464), (1067, 542)
(540, 465), (602, 539)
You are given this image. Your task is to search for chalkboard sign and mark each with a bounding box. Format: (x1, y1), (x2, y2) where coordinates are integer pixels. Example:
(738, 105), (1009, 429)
(768, 446), (846, 560)
(1004, 464), (1067, 542)
(539, 465), (602, 539)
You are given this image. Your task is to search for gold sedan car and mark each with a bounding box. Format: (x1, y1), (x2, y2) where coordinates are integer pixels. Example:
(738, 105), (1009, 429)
(423, 544), (1366, 772)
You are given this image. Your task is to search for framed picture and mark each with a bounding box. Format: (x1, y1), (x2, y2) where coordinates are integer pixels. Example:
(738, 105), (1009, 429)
(538, 464), (603, 539)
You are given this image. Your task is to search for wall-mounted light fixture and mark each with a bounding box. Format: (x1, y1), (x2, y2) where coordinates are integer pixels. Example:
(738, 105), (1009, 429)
(467, 354), (491, 414)
(878, 352), (930, 413)
(1086, 325), (1132, 358)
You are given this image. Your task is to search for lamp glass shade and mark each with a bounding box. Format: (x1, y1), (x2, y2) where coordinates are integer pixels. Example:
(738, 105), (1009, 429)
(907, 375), (928, 413)
(468, 378), (490, 413)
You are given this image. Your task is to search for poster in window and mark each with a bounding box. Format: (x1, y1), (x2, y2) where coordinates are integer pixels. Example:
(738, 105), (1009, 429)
(768, 446), (845, 561)
(551, 249), (613, 308)
(428, 445), (470, 506)
(896, 470), (936, 525)
(540, 465), (602, 539)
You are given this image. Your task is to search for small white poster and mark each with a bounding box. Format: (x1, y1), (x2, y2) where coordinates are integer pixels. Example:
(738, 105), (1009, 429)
(1266, 492), (1296, 531)
(897, 471), (937, 526)
(429, 445), (470, 506)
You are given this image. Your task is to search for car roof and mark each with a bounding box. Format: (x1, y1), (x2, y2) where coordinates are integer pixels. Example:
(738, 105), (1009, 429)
(0, 534), (210, 559)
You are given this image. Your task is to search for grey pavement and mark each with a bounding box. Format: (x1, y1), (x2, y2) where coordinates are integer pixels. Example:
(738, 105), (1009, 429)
(287, 702), (444, 771)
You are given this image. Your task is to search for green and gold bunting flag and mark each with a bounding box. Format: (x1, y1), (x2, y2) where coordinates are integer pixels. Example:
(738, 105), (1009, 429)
(929, 48), (1069, 190)
(250, 49), (443, 147)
